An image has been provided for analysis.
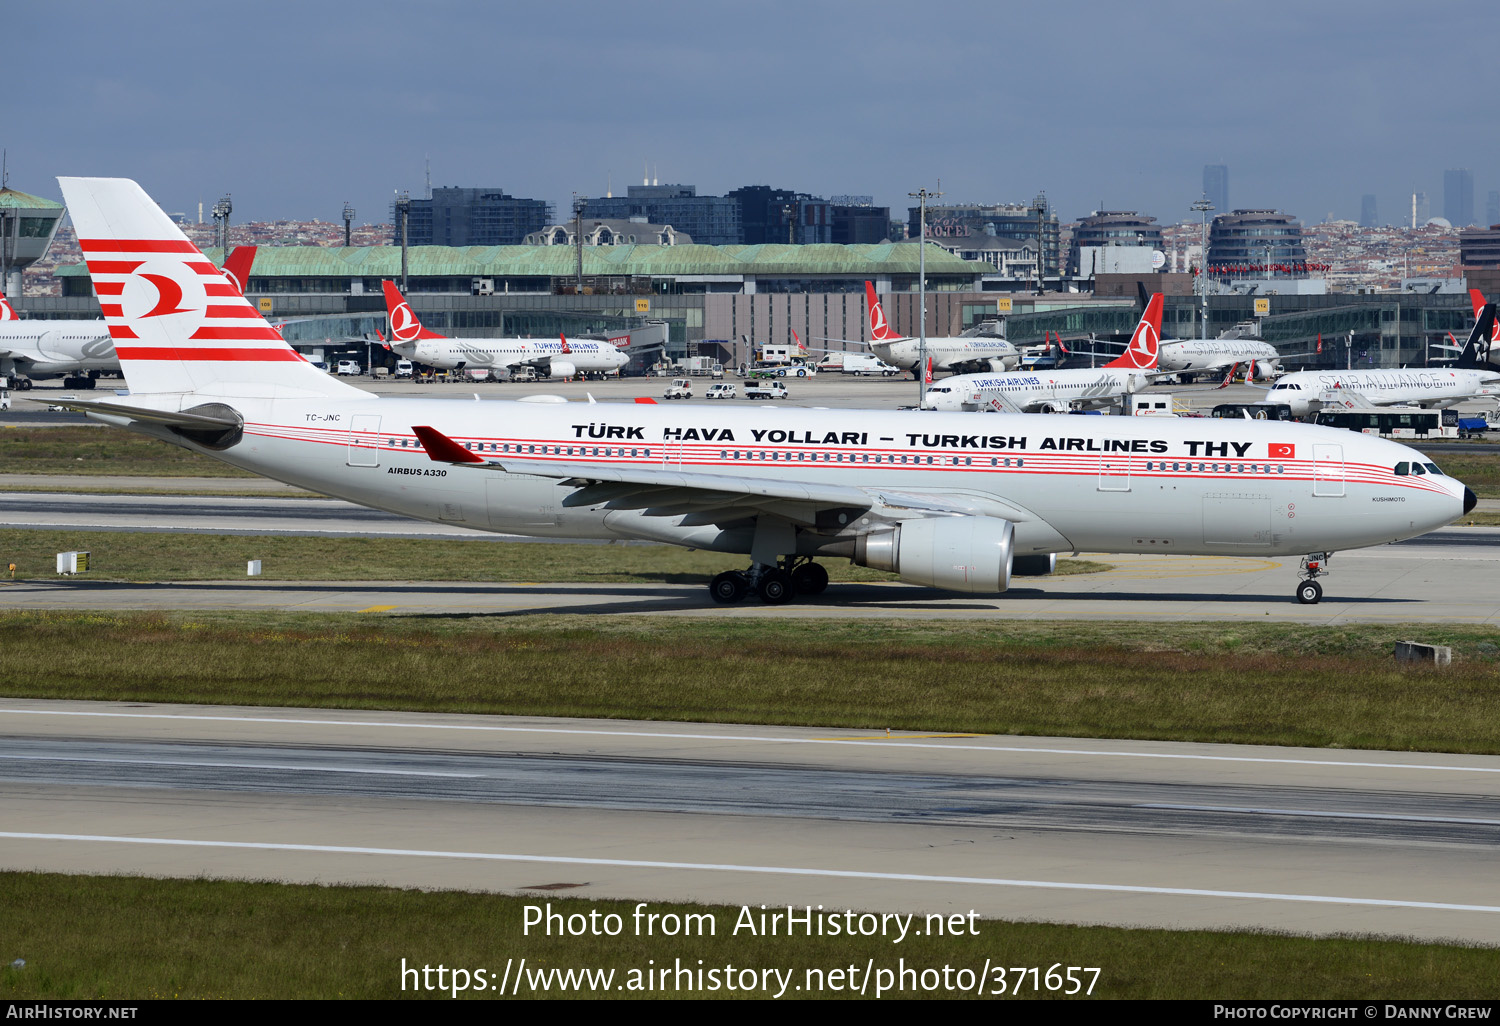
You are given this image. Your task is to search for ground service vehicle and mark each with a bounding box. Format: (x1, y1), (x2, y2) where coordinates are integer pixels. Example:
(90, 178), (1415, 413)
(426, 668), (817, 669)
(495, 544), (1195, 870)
(706, 383), (737, 399)
(744, 381), (789, 400)
(664, 378), (693, 399)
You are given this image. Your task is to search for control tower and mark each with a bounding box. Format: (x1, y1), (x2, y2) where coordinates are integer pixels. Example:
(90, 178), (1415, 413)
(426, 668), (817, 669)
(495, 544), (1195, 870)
(0, 187), (66, 303)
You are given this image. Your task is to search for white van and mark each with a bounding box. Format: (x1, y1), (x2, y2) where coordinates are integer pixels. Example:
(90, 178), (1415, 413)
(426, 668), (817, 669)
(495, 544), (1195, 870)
(336, 360), (362, 376)
(395, 360), (413, 378)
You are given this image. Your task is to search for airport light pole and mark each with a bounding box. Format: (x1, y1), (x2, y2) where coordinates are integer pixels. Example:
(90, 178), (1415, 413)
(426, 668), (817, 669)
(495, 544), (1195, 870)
(573, 195), (587, 294)
(211, 194), (232, 257)
(394, 191), (411, 293)
(1191, 196), (1212, 341)
(342, 202), (355, 247)
(909, 186), (942, 404)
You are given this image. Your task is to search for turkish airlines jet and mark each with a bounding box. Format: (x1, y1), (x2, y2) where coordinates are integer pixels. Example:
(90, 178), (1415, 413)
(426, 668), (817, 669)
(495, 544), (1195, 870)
(1158, 336), (1285, 381)
(1265, 306), (1500, 417)
(862, 281), (1019, 374)
(0, 246), (257, 390)
(50, 177), (1474, 607)
(382, 281), (627, 379)
(922, 295), (1165, 413)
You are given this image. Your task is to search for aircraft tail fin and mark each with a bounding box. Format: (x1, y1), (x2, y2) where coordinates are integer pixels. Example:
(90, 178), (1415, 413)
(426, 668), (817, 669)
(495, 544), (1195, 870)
(0, 292), (16, 321)
(1457, 303), (1495, 369)
(1104, 293), (1163, 370)
(382, 280), (446, 343)
(57, 176), (362, 398)
(221, 246), (256, 296)
(864, 280), (899, 341)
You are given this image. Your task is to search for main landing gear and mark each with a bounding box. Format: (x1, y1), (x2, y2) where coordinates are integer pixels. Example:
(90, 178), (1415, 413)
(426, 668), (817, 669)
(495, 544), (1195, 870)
(709, 558), (829, 605)
(1296, 552), (1331, 604)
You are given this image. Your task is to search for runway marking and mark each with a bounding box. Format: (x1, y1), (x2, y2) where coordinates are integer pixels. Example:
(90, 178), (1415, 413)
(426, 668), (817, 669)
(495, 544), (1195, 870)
(358, 605), (396, 612)
(7, 708), (1500, 776)
(1142, 803), (1500, 827)
(5, 831), (1499, 915)
(813, 734), (985, 741)
(0, 753), (479, 778)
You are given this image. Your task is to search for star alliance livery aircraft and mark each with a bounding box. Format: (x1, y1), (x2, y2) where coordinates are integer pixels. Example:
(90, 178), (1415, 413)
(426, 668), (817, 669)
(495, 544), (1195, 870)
(51, 177), (1473, 606)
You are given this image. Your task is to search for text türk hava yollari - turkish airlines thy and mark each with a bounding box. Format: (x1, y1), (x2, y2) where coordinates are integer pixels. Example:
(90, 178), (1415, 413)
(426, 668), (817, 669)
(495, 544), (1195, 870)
(54, 177), (1473, 605)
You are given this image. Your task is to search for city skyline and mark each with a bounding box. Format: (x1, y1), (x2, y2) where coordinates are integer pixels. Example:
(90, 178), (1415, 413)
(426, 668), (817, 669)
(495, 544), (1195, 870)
(7, 1), (1500, 231)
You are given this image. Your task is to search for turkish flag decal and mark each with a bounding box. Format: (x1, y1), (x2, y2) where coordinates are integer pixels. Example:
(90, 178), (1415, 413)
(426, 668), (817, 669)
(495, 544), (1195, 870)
(1269, 443), (1295, 459)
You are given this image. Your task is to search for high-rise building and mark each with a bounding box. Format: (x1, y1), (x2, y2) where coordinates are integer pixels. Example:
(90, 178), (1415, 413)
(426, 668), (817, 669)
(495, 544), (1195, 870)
(1205, 209), (1309, 279)
(907, 195), (1062, 275)
(397, 187), (553, 247)
(1360, 194), (1378, 228)
(1065, 211), (1164, 276)
(1202, 165), (1229, 217)
(586, 185), (743, 246)
(1444, 169), (1474, 226)
(1488, 191), (1500, 227)
(726, 185), (832, 245)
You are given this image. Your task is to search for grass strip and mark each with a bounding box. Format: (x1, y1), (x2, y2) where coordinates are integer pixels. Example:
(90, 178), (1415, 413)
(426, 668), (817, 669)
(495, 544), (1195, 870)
(2, 612), (1498, 753)
(0, 427), (258, 477)
(0, 529), (1102, 583)
(0, 873), (1492, 1000)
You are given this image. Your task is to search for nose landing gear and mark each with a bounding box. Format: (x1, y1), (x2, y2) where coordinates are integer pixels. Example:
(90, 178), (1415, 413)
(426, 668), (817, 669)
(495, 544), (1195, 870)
(1296, 553), (1331, 604)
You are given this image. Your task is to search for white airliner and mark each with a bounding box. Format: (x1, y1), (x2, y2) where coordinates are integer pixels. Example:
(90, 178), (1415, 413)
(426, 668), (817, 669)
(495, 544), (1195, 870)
(1158, 336), (1284, 381)
(922, 295), (1165, 413)
(862, 281), (1020, 374)
(382, 281), (628, 379)
(0, 247), (257, 390)
(1265, 307), (1500, 417)
(48, 177), (1474, 607)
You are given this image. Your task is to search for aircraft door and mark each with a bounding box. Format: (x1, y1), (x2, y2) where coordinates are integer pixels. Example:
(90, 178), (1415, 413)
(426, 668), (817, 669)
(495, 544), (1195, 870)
(1312, 443), (1345, 497)
(1098, 455), (1130, 492)
(346, 414), (381, 468)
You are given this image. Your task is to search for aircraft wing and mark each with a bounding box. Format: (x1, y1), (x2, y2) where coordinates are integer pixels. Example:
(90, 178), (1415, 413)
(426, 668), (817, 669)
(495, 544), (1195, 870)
(1316, 389), (1381, 410)
(412, 425), (873, 527)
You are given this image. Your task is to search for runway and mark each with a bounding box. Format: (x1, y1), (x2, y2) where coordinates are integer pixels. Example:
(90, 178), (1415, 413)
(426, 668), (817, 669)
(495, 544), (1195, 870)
(3, 698), (1499, 945)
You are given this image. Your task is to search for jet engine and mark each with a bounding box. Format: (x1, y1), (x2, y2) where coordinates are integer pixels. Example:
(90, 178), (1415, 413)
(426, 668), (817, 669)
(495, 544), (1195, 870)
(1252, 360), (1276, 380)
(546, 360), (577, 380)
(853, 516), (1014, 593)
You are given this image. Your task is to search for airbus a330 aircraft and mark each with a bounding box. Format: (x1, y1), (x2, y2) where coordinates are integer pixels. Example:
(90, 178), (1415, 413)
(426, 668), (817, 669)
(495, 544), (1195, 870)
(0, 246), (257, 390)
(921, 295), (1165, 413)
(1265, 307), (1500, 417)
(382, 281), (628, 378)
(50, 177), (1474, 606)
(861, 281), (1020, 374)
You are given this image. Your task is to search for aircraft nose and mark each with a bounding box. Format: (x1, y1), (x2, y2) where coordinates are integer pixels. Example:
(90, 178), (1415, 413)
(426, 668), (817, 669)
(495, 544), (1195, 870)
(1465, 487), (1478, 515)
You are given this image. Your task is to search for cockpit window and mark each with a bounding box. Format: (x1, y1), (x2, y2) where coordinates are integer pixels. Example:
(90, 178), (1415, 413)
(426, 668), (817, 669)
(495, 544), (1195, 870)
(1411, 463), (1426, 475)
(1424, 463), (1443, 475)
(1394, 462), (1409, 475)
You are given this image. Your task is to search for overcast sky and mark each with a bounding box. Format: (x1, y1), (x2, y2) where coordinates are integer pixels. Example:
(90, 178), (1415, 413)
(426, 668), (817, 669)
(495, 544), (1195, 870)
(8, 0), (1498, 230)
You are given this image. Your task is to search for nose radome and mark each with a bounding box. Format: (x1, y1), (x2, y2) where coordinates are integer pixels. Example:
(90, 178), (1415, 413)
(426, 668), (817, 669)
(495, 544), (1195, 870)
(1465, 487), (1478, 515)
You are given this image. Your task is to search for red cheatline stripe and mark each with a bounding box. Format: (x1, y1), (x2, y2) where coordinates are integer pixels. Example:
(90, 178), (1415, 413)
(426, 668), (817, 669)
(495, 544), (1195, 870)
(93, 282), (125, 296)
(79, 239), (199, 253)
(99, 304), (123, 318)
(186, 262), (222, 275)
(84, 261), (144, 275)
(107, 326), (139, 339)
(188, 326), (286, 341)
(114, 347), (306, 362)
(204, 283), (239, 297)
(203, 305), (262, 318)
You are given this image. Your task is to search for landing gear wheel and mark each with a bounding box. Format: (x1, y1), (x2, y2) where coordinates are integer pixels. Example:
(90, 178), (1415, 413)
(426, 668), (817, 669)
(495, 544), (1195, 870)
(757, 568), (795, 605)
(1296, 580), (1323, 605)
(709, 571), (747, 604)
(791, 562), (828, 595)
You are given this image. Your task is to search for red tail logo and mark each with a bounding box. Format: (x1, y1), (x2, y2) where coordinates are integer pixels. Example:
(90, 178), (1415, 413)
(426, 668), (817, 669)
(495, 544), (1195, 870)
(0, 294), (15, 321)
(923, 356), (933, 384)
(221, 246), (256, 297)
(865, 281), (896, 340)
(1106, 294), (1163, 370)
(559, 333), (571, 355)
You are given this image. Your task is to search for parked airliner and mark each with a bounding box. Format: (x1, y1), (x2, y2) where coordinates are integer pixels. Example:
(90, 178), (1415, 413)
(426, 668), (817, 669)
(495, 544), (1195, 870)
(49, 177), (1473, 607)
(861, 282), (1020, 374)
(382, 281), (628, 379)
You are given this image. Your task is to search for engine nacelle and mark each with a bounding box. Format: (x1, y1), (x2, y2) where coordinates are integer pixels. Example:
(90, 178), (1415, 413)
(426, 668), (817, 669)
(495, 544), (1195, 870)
(547, 359), (577, 379)
(854, 516), (1014, 594)
(1252, 360), (1275, 380)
